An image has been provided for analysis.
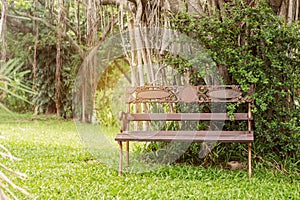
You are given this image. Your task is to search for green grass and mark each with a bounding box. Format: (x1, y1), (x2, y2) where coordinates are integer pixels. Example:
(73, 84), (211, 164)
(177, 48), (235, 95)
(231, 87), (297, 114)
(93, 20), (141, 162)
(0, 112), (299, 199)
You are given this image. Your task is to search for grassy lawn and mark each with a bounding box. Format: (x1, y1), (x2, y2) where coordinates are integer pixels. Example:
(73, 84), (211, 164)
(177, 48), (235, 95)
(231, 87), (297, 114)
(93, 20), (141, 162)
(0, 112), (299, 199)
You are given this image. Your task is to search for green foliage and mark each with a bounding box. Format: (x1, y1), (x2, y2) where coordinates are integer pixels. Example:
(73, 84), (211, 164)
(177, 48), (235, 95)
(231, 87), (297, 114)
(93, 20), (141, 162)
(95, 89), (117, 126)
(5, 9), (82, 117)
(33, 36), (80, 117)
(95, 59), (130, 127)
(0, 59), (35, 112)
(169, 1), (300, 163)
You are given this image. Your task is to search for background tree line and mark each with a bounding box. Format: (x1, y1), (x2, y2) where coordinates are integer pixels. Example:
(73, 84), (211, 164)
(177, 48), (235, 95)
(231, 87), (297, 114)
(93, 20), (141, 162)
(1, 0), (298, 116)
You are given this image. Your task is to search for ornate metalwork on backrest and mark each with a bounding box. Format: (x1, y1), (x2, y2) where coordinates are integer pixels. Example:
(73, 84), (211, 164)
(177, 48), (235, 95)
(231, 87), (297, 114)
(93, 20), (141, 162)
(125, 85), (253, 104)
(206, 85), (248, 102)
(126, 86), (178, 103)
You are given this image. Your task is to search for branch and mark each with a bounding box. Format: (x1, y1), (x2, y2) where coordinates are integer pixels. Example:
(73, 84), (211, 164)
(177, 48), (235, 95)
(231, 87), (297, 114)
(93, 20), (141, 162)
(101, 0), (136, 5)
(6, 15), (32, 34)
(135, 0), (143, 25)
(114, 60), (131, 83)
(98, 15), (119, 42)
(0, 163), (27, 180)
(0, 144), (21, 161)
(35, 0), (82, 44)
(8, 10), (85, 58)
(87, 15), (119, 53)
(83, 16), (119, 71)
(0, 171), (32, 198)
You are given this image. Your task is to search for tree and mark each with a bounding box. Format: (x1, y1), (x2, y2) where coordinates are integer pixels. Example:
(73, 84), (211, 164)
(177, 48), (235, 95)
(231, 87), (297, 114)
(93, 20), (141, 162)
(4, 0), (117, 118)
(3, 0), (300, 121)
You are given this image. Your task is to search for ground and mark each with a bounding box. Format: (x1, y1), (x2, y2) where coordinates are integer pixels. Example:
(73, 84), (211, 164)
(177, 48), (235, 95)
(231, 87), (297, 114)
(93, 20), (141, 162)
(0, 112), (299, 199)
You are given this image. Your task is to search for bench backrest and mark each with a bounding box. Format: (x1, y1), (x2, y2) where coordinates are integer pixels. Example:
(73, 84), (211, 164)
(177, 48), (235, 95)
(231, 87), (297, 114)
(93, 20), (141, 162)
(121, 85), (253, 132)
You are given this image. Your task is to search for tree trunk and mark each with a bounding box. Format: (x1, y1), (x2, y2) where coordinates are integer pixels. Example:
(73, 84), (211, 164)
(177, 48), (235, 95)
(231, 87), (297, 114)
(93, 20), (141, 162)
(80, 0), (101, 122)
(55, 0), (63, 116)
(0, 0), (8, 65)
(269, 0), (300, 22)
(33, 0), (39, 115)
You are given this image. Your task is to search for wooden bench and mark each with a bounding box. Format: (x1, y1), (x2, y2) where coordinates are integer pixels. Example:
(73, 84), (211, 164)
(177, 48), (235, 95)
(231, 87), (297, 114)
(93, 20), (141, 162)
(115, 85), (254, 178)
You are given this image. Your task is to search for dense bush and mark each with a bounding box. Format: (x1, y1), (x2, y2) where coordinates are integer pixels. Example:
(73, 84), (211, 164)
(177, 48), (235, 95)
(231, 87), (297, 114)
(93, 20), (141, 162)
(6, 24), (81, 117)
(167, 1), (300, 166)
(34, 41), (78, 117)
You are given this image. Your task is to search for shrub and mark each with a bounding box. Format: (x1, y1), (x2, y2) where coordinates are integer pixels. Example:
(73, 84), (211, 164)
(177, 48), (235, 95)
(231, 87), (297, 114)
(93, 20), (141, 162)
(167, 1), (300, 165)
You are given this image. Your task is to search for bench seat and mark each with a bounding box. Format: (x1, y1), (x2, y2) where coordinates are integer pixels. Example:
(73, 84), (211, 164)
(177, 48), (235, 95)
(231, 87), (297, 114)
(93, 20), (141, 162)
(115, 131), (254, 142)
(124, 113), (252, 121)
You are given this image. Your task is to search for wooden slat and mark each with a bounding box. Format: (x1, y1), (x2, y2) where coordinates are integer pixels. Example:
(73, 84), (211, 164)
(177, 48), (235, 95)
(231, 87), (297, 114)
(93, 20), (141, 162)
(127, 113), (252, 121)
(115, 131), (254, 142)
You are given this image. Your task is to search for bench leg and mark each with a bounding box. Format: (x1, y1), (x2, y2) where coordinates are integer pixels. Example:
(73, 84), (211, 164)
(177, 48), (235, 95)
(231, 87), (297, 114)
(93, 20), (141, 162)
(248, 143), (252, 178)
(126, 141), (129, 167)
(118, 141), (123, 176)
